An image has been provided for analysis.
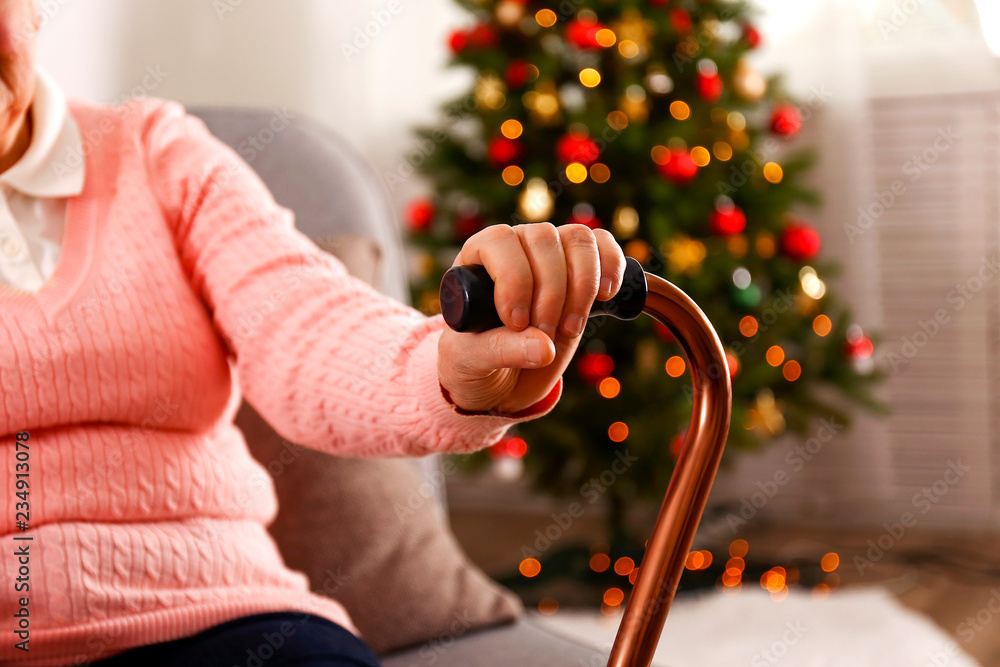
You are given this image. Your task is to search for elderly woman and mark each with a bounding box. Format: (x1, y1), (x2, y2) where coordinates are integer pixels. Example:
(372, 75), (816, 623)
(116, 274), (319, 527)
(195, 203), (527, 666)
(0, 3), (626, 667)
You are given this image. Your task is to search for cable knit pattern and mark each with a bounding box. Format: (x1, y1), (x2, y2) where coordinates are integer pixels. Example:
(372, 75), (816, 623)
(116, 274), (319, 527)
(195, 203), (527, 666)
(0, 97), (562, 666)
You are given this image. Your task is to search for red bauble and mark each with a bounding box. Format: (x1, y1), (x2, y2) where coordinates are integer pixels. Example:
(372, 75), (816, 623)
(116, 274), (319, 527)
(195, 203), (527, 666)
(505, 59), (531, 88)
(709, 207), (747, 236)
(566, 18), (605, 49)
(448, 30), (468, 53)
(467, 24), (498, 48)
(845, 336), (874, 360)
(405, 199), (435, 232)
(578, 353), (614, 384)
(780, 221), (822, 261)
(556, 132), (601, 165)
(654, 320), (676, 343)
(669, 431), (687, 458)
(696, 71), (724, 102)
(488, 137), (523, 166)
(567, 214), (602, 230)
(657, 150), (699, 186)
(742, 24), (761, 48)
(455, 214), (484, 242)
(670, 9), (693, 34)
(770, 103), (803, 137)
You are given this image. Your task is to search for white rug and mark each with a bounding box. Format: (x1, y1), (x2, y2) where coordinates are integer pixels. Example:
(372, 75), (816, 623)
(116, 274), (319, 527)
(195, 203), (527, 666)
(531, 587), (982, 667)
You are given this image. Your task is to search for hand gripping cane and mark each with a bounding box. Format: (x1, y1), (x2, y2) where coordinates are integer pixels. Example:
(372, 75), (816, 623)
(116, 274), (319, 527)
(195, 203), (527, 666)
(439, 257), (732, 667)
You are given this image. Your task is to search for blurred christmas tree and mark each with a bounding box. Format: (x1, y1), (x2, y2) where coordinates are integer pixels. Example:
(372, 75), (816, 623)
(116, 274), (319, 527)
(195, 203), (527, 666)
(404, 0), (884, 546)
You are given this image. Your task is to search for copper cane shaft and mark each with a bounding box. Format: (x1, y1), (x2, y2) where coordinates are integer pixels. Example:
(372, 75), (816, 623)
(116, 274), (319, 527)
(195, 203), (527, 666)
(607, 273), (733, 667)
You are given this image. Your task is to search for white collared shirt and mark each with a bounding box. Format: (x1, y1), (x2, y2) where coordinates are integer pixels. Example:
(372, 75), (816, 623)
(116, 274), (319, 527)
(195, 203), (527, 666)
(0, 68), (85, 293)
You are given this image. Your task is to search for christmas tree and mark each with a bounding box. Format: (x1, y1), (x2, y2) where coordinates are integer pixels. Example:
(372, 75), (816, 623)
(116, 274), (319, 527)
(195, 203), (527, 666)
(405, 0), (884, 546)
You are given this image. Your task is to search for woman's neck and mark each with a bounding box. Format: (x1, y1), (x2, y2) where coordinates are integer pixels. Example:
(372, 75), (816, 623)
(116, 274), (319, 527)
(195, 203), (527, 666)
(0, 108), (31, 175)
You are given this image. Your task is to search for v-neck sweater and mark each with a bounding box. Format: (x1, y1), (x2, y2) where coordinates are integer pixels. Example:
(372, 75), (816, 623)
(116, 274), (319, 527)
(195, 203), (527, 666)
(0, 97), (562, 666)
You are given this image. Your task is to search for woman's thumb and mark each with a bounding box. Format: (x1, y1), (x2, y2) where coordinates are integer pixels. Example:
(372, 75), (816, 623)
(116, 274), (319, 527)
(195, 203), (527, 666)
(459, 326), (555, 374)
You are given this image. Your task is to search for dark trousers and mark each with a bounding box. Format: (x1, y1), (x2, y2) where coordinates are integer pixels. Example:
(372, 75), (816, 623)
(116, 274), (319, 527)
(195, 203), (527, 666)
(86, 612), (382, 667)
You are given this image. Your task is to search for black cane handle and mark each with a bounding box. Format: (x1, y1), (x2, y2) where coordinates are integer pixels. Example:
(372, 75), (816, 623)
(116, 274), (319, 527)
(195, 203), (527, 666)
(439, 256), (648, 333)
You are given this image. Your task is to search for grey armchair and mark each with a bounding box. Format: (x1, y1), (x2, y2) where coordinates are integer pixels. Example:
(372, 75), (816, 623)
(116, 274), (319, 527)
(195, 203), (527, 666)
(188, 106), (608, 666)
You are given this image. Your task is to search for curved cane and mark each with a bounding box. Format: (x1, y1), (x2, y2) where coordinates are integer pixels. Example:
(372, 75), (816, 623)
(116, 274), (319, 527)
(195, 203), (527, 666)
(439, 257), (733, 667)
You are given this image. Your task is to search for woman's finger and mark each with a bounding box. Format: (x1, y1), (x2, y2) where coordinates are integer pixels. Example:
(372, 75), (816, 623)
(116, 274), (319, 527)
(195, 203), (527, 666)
(556, 223), (601, 338)
(593, 227), (627, 301)
(514, 222), (567, 342)
(453, 224), (533, 330)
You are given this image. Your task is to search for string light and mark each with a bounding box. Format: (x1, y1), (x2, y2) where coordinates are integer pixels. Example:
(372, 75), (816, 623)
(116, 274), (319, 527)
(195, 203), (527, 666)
(763, 162), (784, 184)
(690, 146), (711, 167)
(589, 163), (611, 183)
(579, 68), (602, 87)
(502, 165), (524, 186)
(614, 557), (635, 576)
(598, 377), (621, 398)
(595, 28), (617, 47)
(756, 233), (776, 258)
(566, 162), (588, 183)
(608, 421), (629, 442)
(590, 553), (611, 573)
(665, 355), (686, 377)
(669, 101), (690, 120)
(604, 587), (625, 606)
(729, 539), (749, 558)
(618, 40), (639, 58)
(739, 315), (758, 337)
(519, 558), (541, 577)
(538, 598), (559, 615)
(713, 141), (733, 161)
(766, 346), (785, 366)
(500, 119), (523, 139)
(821, 552), (840, 572)
(535, 9), (557, 27)
(607, 110), (629, 130)
(783, 360), (801, 381)
(813, 314), (832, 336)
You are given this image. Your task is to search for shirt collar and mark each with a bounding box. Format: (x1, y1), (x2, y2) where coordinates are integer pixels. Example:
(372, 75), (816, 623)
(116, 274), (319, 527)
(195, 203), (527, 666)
(0, 67), (85, 198)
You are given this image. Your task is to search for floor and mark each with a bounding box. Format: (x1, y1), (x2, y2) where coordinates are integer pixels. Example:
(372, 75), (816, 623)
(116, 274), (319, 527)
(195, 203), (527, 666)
(449, 508), (1000, 667)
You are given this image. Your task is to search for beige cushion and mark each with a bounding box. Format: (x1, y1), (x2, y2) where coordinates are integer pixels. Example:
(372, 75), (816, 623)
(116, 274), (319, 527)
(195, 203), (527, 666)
(238, 233), (523, 654)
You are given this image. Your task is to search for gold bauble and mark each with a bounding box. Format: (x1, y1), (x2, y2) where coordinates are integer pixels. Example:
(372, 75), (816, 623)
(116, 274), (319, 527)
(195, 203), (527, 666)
(619, 96), (649, 124)
(517, 178), (555, 222)
(663, 236), (706, 275)
(420, 291), (441, 316)
(636, 339), (659, 377)
(612, 205), (640, 239)
(523, 81), (561, 125)
(750, 389), (786, 436)
(496, 0), (524, 27)
(475, 75), (507, 111)
(612, 10), (653, 60)
(733, 60), (767, 102)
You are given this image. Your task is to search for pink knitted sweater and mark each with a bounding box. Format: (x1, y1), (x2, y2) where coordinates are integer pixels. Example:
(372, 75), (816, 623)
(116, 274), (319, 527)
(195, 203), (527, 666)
(0, 98), (562, 666)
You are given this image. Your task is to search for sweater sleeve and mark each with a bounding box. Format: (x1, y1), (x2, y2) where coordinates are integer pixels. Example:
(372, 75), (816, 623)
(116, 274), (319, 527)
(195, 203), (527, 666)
(140, 99), (562, 457)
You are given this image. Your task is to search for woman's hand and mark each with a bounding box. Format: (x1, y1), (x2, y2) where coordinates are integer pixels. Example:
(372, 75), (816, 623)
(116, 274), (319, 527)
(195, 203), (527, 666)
(438, 222), (626, 415)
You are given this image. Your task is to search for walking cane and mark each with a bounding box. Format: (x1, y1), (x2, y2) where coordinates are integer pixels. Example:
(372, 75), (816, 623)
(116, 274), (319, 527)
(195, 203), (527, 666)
(440, 257), (733, 667)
